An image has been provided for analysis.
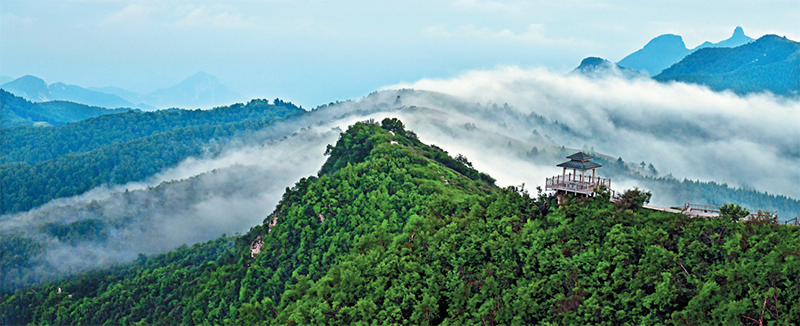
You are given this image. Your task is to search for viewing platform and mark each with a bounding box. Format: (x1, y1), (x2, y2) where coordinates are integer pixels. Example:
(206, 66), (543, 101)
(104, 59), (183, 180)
(681, 203), (779, 220)
(545, 152), (614, 198)
(545, 173), (613, 196)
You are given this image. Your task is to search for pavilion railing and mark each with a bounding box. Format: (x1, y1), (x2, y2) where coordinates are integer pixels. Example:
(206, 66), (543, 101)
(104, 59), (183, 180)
(785, 217), (799, 226)
(545, 173), (612, 195)
(682, 203), (779, 220)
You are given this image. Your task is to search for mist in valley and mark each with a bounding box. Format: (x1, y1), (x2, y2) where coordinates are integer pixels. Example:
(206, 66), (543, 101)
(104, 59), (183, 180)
(387, 67), (800, 200)
(3, 68), (799, 288)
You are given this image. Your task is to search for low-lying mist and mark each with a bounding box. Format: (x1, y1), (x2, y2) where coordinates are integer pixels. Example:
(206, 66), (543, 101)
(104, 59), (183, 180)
(386, 67), (800, 200)
(3, 66), (798, 289)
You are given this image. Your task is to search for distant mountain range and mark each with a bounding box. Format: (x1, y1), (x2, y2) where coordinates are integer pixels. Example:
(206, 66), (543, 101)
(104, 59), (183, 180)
(655, 34), (800, 95)
(618, 26), (754, 76)
(573, 28), (798, 96)
(144, 71), (242, 109)
(0, 71), (243, 110)
(0, 76), (147, 109)
(1, 89), (131, 128)
(569, 57), (646, 79)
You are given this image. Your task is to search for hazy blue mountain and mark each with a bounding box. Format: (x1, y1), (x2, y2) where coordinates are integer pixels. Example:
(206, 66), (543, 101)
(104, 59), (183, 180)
(617, 34), (691, 76)
(88, 86), (156, 110)
(0, 76), (14, 85)
(693, 26), (754, 50)
(48, 82), (136, 108)
(1, 75), (52, 102)
(569, 57), (647, 79)
(655, 34), (800, 96)
(144, 71), (243, 109)
(1, 76), (145, 109)
(0, 89), (130, 128)
(618, 27), (755, 76)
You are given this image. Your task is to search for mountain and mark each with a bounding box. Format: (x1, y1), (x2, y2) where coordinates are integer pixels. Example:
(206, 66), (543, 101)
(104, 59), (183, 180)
(693, 26), (754, 50)
(144, 71), (243, 109)
(0, 75), (51, 102)
(88, 86), (156, 110)
(0, 76), (14, 85)
(1, 98), (305, 214)
(617, 34), (691, 76)
(3, 119), (799, 324)
(618, 27), (755, 76)
(569, 57), (647, 79)
(655, 34), (800, 95)
(0, 75), (147, 109)
(0, 89), (130, 128)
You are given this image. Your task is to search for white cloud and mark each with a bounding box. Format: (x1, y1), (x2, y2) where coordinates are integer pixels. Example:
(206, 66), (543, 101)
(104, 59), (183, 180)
(102, 4), (158, 24)
(422, 23), (588, 47)
(2, 12), (35, 25)
(173, 4), (259, 30)
(451, 0), (515, 13)
(384, 66), (800, 199)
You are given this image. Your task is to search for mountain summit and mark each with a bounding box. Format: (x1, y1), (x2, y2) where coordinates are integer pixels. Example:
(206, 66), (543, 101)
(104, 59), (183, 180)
(617, 34), (690, 76)
(0, 75), (142, 109)
(693, 26), (754, 50)
(656, 34), (800, 95)
(144, 72), (242, 109)
(618, 27), (755, 76)
(570, 57), (647, 79)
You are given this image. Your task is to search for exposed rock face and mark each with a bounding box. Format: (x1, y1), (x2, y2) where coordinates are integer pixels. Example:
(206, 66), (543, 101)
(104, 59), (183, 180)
(268, 215), (278, 233)
(250, 235), (264, 258)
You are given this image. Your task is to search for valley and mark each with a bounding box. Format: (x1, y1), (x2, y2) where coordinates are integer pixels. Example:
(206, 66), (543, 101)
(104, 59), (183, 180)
(1, 4), (798, 322)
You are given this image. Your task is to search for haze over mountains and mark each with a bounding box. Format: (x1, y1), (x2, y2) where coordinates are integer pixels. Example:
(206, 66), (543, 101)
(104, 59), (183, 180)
(573, 28), (798, 96)
(655, 34), (800, 95)
(1, 71), (243, 110)
(618, 26), (754, 76)
(0, 75), (145, 109)
(2, 19), (800, 323)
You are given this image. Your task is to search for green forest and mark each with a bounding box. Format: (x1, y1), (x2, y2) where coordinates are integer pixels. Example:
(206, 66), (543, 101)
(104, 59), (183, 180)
(2, 119), (798, 325)
(655, 35), (800, 95)
(0, 89), (130, 128)
(525, 147), (800, 219)
(0, 97), (305, 214)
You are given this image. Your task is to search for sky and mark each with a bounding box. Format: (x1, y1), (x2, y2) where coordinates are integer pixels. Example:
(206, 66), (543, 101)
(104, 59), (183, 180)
(1, 0), (799, 108)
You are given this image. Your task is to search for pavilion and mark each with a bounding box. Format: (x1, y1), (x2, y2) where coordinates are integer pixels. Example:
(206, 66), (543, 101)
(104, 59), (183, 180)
(545, 152), (613, 197)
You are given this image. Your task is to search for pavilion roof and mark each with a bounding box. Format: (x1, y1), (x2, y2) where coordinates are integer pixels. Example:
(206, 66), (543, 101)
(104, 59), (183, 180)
(557, 160), (602, 170)
(566, 152), (594, 161)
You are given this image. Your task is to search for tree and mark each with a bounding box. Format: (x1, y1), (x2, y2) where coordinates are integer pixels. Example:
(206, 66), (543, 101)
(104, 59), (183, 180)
(719, 203), (749, 222)
(455, 154), (473, 168)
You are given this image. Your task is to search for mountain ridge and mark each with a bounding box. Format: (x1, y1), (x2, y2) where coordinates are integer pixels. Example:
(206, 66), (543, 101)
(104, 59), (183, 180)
(3, 119), (799, 324)
(618, 26), (754, 76)
(655, 34), (800, 95)
(143, 71), (243, 109)
(0, 89), (131, 128)
(1, 72), (243, 110)
(1, 75), (140, 109)
(569, 57), (647, 79)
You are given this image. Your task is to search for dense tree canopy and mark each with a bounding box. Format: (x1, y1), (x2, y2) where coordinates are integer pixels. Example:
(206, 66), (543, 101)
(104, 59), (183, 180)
(2, 120), (798, 325)
(0, 98), (305, 214)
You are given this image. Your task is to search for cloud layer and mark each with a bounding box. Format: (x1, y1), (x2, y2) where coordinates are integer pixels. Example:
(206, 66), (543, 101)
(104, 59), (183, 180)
(386, 67), (800, 199)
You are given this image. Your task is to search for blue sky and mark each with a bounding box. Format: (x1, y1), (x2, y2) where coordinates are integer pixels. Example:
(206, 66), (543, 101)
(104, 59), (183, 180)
(2, 0), (798, 108)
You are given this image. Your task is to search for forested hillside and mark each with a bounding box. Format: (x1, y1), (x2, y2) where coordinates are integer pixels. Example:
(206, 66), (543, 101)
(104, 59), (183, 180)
(523, 147), (800, 219)
(2, 119), (798, 325)
(0, 98), (305, 214)
(655, 35), (800, 95)
(0, 90), (130, 128)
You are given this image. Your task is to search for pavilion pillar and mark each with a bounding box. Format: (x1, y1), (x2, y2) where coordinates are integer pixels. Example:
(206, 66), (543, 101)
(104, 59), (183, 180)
(562, 167), (566, 182)
(592, 169), (596, 183)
